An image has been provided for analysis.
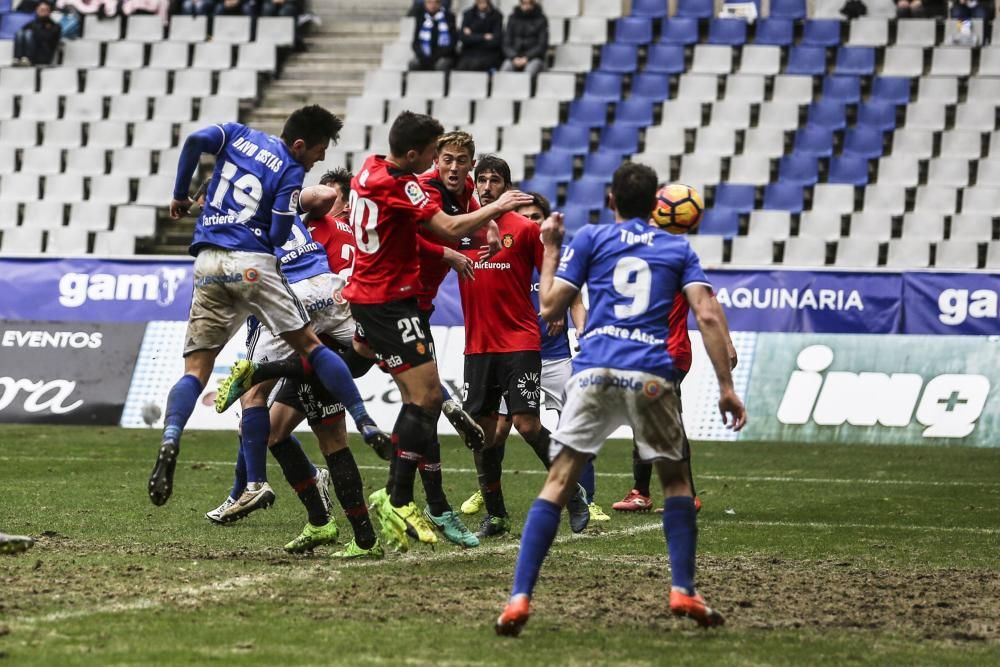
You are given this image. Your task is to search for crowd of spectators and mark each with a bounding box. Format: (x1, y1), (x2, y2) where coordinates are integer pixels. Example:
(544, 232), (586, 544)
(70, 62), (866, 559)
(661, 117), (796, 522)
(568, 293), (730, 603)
(176, 0), (300, 16)
(408, 0), (549, 75)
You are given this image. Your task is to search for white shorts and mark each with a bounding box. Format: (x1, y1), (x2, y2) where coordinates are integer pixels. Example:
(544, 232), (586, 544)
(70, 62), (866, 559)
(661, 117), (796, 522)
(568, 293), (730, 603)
(184, 248), (308, 356)
(247, 272), (355, 363)
(498, 356), (573, 416)
(550, 368), (686, 463)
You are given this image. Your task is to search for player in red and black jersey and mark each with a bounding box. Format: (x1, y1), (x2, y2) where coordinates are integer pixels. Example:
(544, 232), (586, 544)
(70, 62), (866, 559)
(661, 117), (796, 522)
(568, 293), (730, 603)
(345, 112), (531, 551)
(457, 155), (591, 539)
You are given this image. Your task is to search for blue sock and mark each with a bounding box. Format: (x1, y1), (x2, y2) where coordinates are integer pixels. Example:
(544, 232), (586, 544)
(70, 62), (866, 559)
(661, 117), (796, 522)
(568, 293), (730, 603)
(511, 498), (561, 599)
(230, 436), (247, 500)
(580, 460), (596, 504)
(662, 496), (698, 594)
(162, 374), (203, 443)
(241, 406), (270, 484)
(307, 347), (370, 427)
(440, 383), (453, 402)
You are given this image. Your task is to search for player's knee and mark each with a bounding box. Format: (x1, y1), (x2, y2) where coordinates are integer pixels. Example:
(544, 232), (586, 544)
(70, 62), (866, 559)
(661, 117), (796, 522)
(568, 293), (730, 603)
(240, 382), (270, 409)
(396, 403), (438, 455)
(512, 414), (542, 440)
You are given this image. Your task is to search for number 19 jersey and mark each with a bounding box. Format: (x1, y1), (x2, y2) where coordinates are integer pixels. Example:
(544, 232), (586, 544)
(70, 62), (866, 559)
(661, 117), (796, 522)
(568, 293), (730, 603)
(190, 123), (304, 257)
(556, 218), (711, 379)
(341, 155), (441, 305)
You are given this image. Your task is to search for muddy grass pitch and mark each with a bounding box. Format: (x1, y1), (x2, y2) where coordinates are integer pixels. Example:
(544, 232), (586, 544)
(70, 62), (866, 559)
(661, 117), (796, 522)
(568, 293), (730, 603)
(1, 425), (998, 665)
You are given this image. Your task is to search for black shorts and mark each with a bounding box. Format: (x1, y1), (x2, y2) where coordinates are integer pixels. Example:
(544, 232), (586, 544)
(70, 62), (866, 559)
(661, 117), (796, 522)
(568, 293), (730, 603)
(463, 351), (542, 419)
(273, 378), (345, 427)
(351, 298), (435, 375)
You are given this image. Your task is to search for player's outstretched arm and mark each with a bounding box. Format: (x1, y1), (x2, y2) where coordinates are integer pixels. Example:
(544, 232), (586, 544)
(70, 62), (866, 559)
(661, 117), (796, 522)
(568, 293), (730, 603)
(424, 190), (533, 241)
(298, 184), (338, 220)
(538, 212), (577, 323)
(171, 126), (225, 219)
(686, 284), (747, 431)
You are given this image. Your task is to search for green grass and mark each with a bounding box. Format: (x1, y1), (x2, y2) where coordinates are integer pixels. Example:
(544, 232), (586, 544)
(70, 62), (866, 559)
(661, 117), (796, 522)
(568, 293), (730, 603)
(1, 425), (998, 666)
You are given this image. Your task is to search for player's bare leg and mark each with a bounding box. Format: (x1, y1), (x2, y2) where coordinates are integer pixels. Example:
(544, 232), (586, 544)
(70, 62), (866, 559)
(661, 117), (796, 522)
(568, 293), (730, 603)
(496, 448), (590, 637)
(149, 348), (217, 506)
(655, 459), (724, 628)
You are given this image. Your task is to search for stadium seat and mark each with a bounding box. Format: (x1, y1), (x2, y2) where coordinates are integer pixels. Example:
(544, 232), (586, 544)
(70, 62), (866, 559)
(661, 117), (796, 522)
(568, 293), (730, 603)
(939, 130), (983, 160)
(730, 237), (777, 265)
(659, 98), (705, 129)
(849, 212), (893, 240)
(822, 75), (861, 104)
(92, 231), (136, 255)
(212, 16), (252, 44)
(691, 45), (733, 75)
(802, 20), (842, 48)
(900, 214), (946, 241)
(834, 47), (875, 76)
(904, 101), (946, 131)
(65, 147), (107, 177)
(129, 69), (168, 97)
(631, 0), (668, 18)
(914, 185), (959, 214)
(407, 71), (446, 99)
(0, 67), (37, 94)
(517, 176), (559, 204)
(953, 104), (997, 132)
(857, 100), (898, 133)
(40, 68), (79, 95)
(659, 18), (699, 46)
(598, 43), (639, 73)
(728, 154), (775, 184)
(533, 151), (575, 180)
(153, 96), (194, 123)
(762, 183), (805, 213)
(812, 183), (857, 215)
(520, 99), (561, 127)
(114, 205), (157, 236)
(929, 48), (971, 78)
(674, 0), (714, 19)
(949, 214), (995, 240)
(82, 15), (122, 42)
(828, 156), (870, 186)
(798, 211), (845, 239)
(644, 45), (686, 74)
(0, 227), (44, 253)
(783, 237), (830, 266)
(806, 99), (847, 131)
(561, 204), (593, 233)
(754, 18), (794, 46)
(960, 187), (1000, 215)
(927, 158), (970, 188)
(886, 239), (931, 267)
(935, 241), (981, 269)
(861, 183), (905, 216)
(43, 121), (82, 149)
(980, 158), (1000, 185)
(847, 18), (889, 47)
(583, 151), (625, 179)
(19, 93), (61, 122)
(167, 15), (208, 42)
(967, 77), (1000, 103)
(988, 243), (1000, 269)
(45, 227), (90, 254)
(708, 99), (752, 128)
(882, 47), (926, 78)
(643, 124), (687, 153)
(104, 42), (146, 70)
(565, 177), (608, 209)
(918, 77), (959, 105)
(431, 99), (471, 126)
(739, 45), (781, 75)
(707, 19), (747, 46)
(111, 148), (152, 177)
(583, 71), (623, 102)
(134, 174), (172, 207)
(124, 14), (164, 43)
(698, 208), (740, 237)
(197, 43), (237, 70)
(678, 154), (722, 185)
(89, 175), (132, 204)
(0, 173), (39, 202)
(45, 173), (86, 203)
(785, 46), (828, 76)
(677, 74), (719, 102)
(0, 119), (38, 146)
(598, 125), (639, 153)
(713, 183), (755, 213)
(890, 128), (933, 160)
(23, 201), (66, 228)
(842, 126), (886, 160)
(69, 202), (112, 231)
(724, 74), (765, 103)
(630, 72), (670, 101)
(614, 17), (652, 45)
(85, 70), (124, 97)
(0, 200), (18, 228)
(614, 98), (655, 127)
(257, 16), (296, 46)
(743, 128), (786, 158)
(551, 44), (594, 72)
(565, 99), (607, 127)
(62, 41), (102, 69)
(895, 18), (937, 47)
(533, 72), (577, 100)
(688, 235), (724, 265)
(748, 210), (792, 238)
(793, 125), (835, 158)
(833, 237), (881, 267)
(476, 99), (515, 126)
(978, 48), (1000, 77)
(871, 77), (911, 106)
(770, 0), (807, 20)
(695, 126), (736, 155)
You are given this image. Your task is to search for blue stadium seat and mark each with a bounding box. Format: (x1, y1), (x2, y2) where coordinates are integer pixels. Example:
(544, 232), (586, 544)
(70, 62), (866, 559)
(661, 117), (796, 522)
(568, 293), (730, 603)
(801, 20), (842, 47)
(807, 99), (848, 131)
(614, 17), (653, 45)
(857, 100), (898, 132)
(769, 0), (807, 20)
(566, 178), (609, 210)
(549, 126), (591, 154)
(659, 18), (700, 45)
(699, 209), (741, 236)
(630, 72), (671, 101)
(871, 77), (911, 105)
(583, 150), (626, 179)
(834, 47), (876, 76)
(0, 0), (11, 11)
(644, 44), (687, 74)
(713, 183), (756, 213)
(822, 75), (861, 104)
(707, 19), (748, 45)
(597, 208), (616, 225)
(519, 176), (560, 203)
(533, 151), (576, 180)
(675, 0), (715, 19)
(842, 126), (886, 160)
(614, 98), (655, 127)
(828, 155), (870, 186)
(583, 71), (623, 102)
(778, 154), (820, 186)
(763, 183), (805, 213)
(0, 12), (33, 40)
(598, 124), (640, 154)
(631, 0), (669, 19)
(753, 18), (794, 46)
(599, 43), (639, 73)
(793, 125), (836, 158)
(785, 46), (828, 76)
(562, 204), (593, 233)
(567, 98), (610, 126)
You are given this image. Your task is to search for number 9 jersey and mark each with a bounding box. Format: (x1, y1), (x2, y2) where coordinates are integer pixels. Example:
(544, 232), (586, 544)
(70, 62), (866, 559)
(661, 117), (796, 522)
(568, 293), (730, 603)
(341, 155), (441, 305)
(555, 218), (711, 380)
(190, 123), (305, 257)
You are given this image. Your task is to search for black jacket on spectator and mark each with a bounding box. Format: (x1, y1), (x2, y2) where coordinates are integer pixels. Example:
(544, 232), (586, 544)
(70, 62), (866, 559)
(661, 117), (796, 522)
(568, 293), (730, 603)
(411, 8), (458, 67)
(458, 4), (504, 71)
(502, 4), (548, 61)
(16, 15), (60, 65)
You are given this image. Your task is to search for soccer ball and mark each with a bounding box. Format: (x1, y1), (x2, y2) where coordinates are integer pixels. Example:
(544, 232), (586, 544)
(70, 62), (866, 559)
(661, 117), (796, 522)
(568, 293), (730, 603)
(651, 184), (704, 234)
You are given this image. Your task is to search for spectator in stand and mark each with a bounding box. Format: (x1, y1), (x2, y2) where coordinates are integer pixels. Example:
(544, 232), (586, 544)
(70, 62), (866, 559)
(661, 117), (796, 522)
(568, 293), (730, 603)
(13, 1), (60, 66)
(260, 0), (300, 18)
(457, 0), (504, 72)
(180, 0), (215, 15)
(950, 0), (993, 19)
(213, 0), (256, 16)
(896, 0), (948, 17)
(409, 0), (451, 15)
(500, 0), (548, 78)
(409, 0), (457, 72)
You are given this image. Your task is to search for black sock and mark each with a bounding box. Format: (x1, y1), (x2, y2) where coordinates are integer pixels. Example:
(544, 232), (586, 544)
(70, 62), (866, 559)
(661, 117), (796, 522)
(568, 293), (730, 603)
(324, 448), (376, 549)
(251, 357), (307, 385)
(390, 404), (436, 507)
(384, 447), (397, 493)
(475, 445), (506, 517)
(632, 443), (652, 497)
(522, 427), (552, 470)
(419, 439), (451, 516)
(339, 345), (377, 378)
(270, 437), (327, 526)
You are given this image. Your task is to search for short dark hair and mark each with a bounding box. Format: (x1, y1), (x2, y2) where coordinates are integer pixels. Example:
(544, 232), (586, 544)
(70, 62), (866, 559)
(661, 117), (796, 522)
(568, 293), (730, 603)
(281, 105), (343, 148)
(611, 162), (658, 220)
(473, 154), (511, 187)
(320, 167), (352, 197)
(526, 192), (551, 218)
(388, 111), (444, 157)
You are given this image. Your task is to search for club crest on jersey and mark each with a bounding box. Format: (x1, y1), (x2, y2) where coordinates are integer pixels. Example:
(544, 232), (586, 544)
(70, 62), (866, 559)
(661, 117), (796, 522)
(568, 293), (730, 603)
(502, 233), (514, 248)
(405, 181), (428, 206)
(290, 189), (300, 213)
(415, 341), (427, 355)
(243, 268), (260, 282)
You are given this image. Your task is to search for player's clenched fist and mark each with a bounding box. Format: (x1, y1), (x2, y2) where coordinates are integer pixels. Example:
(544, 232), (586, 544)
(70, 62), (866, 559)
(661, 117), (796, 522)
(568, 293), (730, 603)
(169, 198), (193, 220)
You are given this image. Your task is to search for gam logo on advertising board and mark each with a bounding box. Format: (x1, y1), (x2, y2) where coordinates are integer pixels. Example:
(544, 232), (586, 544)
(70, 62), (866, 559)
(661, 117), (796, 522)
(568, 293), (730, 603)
(58, 267), (187, 308)
(937, 288), (998, 326)
(776, 345), (990, 438)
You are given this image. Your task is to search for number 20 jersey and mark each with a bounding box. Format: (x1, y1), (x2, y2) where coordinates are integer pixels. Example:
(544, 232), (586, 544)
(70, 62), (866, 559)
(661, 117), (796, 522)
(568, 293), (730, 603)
(190, 123), (305, 257)
(555, 218), (711, 379)
(341, 155), (441, 305)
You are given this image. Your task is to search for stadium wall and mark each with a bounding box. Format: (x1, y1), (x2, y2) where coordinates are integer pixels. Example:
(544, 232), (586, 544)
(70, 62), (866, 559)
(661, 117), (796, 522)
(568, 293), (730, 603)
(1, 257), (997, 445)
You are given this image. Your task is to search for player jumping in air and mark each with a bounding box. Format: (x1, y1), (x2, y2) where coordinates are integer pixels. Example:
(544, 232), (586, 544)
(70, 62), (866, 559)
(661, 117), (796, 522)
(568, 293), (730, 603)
(345, 112), (531, 552)
(495, 163), (746, 636)
(148, 106), (382, 507)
